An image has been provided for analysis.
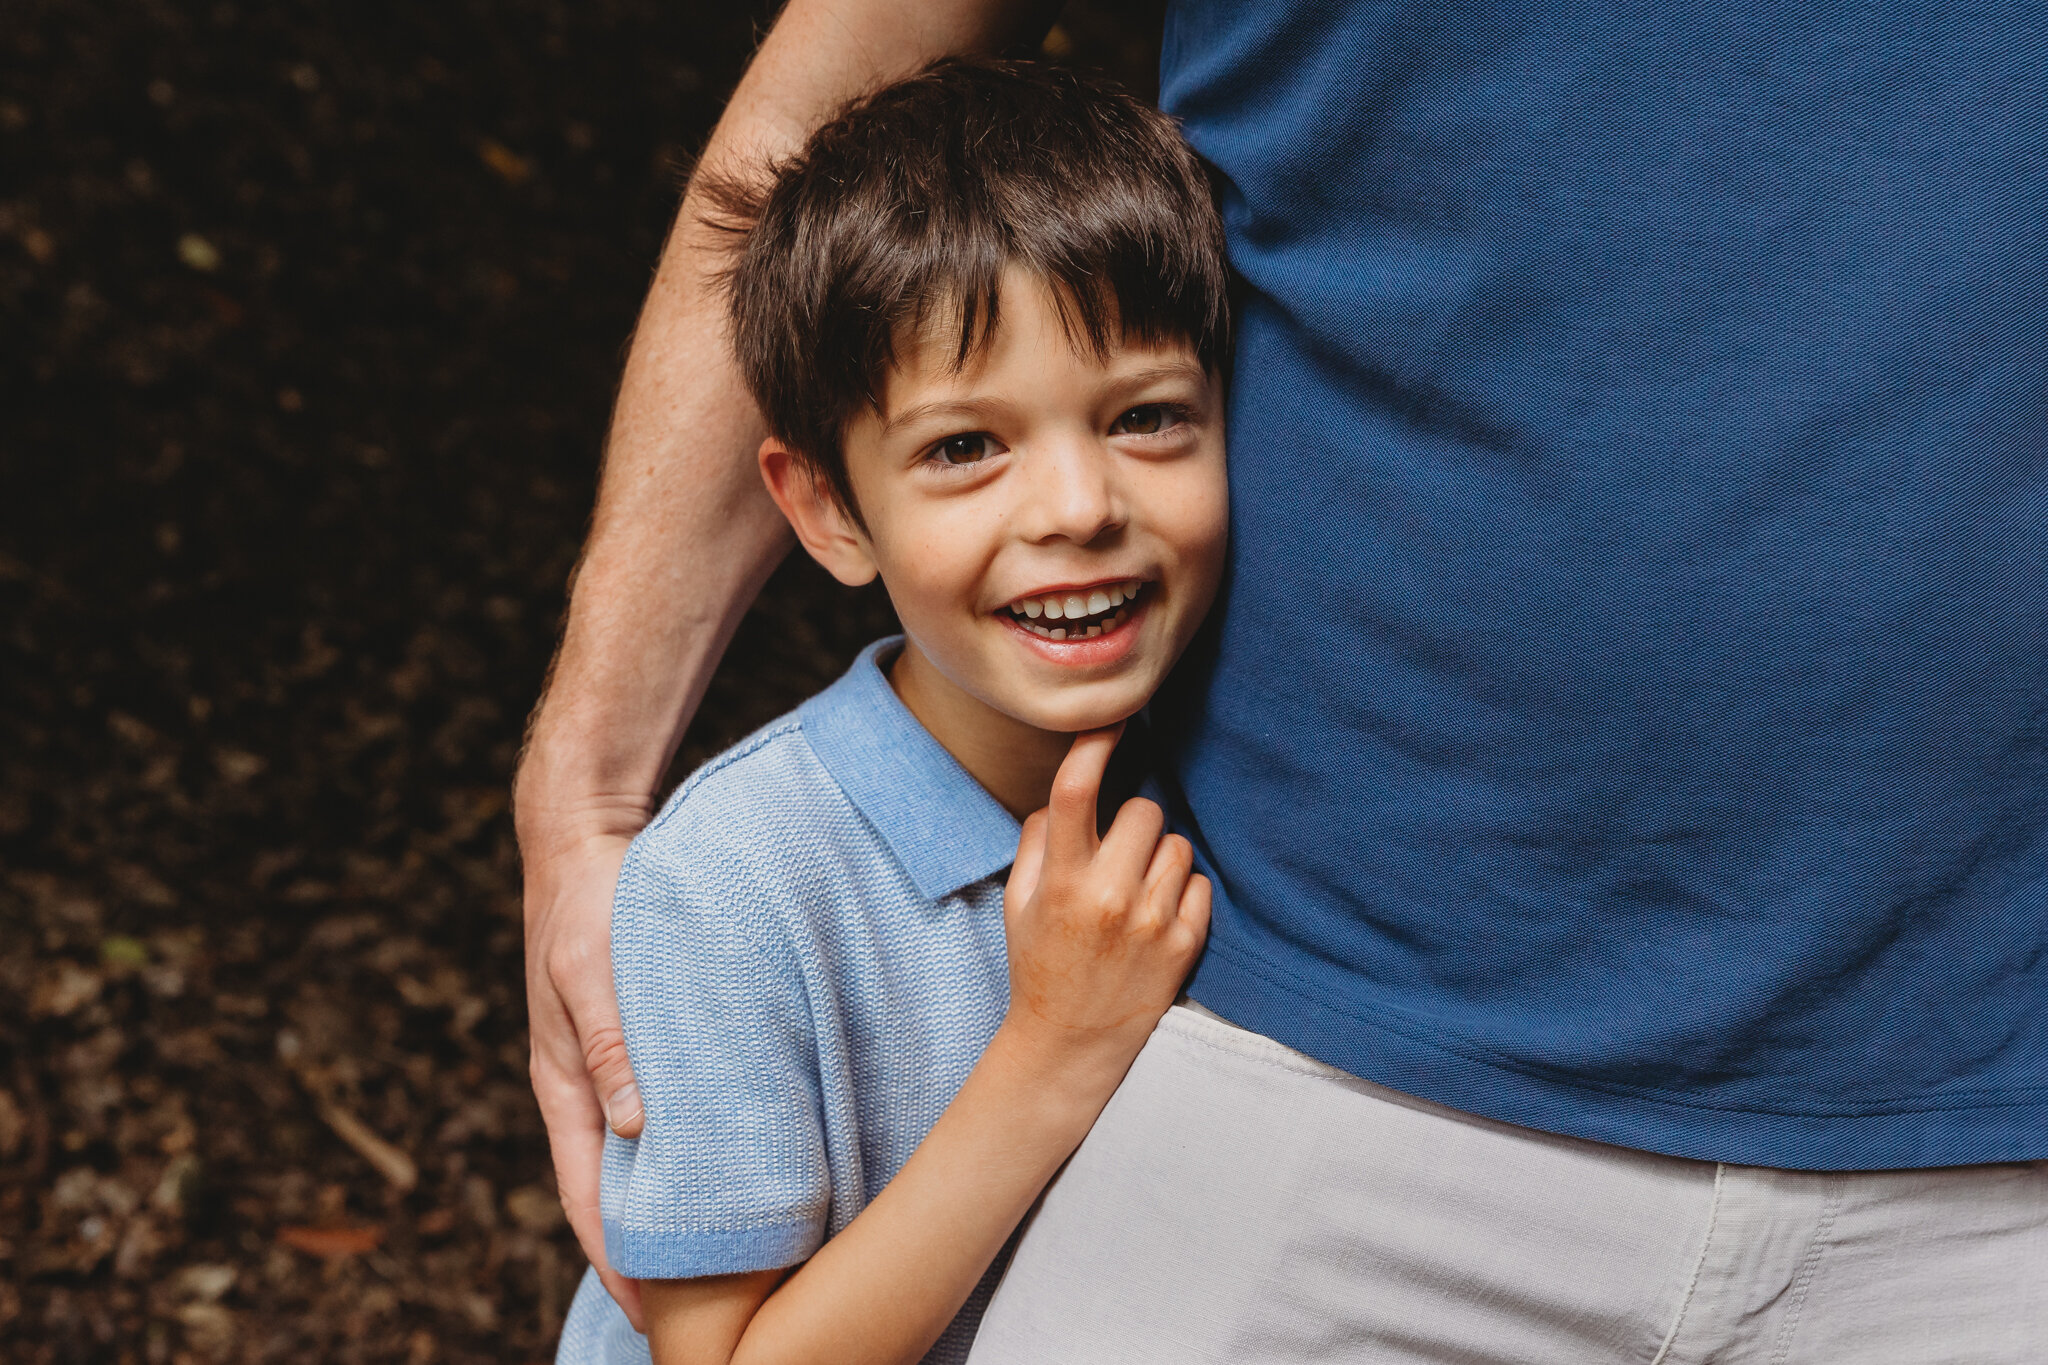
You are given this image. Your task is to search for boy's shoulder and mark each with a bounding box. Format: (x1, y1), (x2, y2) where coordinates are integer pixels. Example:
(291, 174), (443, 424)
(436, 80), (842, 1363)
(627, 704), (860, 897)
(619, 636), (1021, 925)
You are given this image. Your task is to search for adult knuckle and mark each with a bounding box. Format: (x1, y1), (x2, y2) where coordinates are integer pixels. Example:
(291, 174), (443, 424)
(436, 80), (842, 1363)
(546, 935), (592, 983)
(582, 1025), (630, 1077)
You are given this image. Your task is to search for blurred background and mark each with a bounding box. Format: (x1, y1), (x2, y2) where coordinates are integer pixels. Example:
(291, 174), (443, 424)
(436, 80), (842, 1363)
(1, 3), (1158, 1361)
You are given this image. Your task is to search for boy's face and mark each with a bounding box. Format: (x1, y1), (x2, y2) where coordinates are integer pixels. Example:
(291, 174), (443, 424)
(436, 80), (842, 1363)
(771, 270), (1228, 736)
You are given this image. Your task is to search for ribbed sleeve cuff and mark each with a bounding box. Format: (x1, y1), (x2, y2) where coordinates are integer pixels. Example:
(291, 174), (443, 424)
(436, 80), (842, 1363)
(604, 1217), (822, 1280)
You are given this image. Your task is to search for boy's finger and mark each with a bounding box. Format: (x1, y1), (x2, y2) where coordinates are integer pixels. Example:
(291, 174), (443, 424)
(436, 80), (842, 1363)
(1004, 809), (1050, 912)
(1138, 831), (1196, 920)
(1176, 872), (1213, 944)
(1143, 830), (1195, 888)
(1045, 724), (1124, 869)
(1097, 796), (1168, 888)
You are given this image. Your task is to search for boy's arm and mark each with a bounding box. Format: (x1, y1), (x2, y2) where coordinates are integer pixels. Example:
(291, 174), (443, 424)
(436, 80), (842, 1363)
(641, 730), (1212, 1365)
(516, 0), (1062, 1326)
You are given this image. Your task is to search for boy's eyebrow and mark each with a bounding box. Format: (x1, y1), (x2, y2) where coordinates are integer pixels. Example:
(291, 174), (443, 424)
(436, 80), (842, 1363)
(881, 399), (997, 437)
(1114, 361), (1210, 391)
(880, 361), (1209, 436)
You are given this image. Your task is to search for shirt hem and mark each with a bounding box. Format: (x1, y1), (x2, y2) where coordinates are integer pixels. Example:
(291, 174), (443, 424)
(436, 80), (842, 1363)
(605, 1217), (821, 1279)
(1188, 939), (2048, 1170)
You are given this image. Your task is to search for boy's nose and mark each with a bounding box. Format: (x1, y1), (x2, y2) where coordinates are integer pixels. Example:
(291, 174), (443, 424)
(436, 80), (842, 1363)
(1020, 438), (1126, 546)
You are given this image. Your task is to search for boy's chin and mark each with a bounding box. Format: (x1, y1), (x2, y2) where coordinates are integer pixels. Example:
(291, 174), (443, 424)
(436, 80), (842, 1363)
(1005, 691), (1147, 737)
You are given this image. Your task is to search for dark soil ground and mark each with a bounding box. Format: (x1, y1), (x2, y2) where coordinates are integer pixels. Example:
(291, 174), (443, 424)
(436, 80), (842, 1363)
(1, 4), (1157, 1361)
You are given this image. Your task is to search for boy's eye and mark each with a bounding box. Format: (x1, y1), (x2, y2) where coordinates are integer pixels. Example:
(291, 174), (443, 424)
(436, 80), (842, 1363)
(929, 433), (997, 466)
(1110, 404), (1176, 436)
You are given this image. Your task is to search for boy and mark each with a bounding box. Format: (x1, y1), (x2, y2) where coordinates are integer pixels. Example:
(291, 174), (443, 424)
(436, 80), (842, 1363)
(554, 61), (1232, 1365)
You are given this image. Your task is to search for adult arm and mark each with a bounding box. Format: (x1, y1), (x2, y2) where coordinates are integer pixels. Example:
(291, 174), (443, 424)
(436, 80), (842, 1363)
(515, 0), (1062, 1327)
(640, 732), (1211, 1365)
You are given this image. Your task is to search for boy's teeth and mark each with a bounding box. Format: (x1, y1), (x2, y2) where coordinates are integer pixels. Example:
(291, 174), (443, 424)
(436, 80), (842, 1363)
(1011, 606), (1129, 641)
(1006, 582), (1144, 634)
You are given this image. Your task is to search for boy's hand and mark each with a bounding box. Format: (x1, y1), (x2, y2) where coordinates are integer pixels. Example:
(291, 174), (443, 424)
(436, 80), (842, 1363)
(1000, 726), (1211, 1069)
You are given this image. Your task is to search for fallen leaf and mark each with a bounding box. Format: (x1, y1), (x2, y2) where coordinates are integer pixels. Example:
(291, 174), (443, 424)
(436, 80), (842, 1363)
(478, 139), (530, 186)
(106, 711), (158, 747)
(110, 863), (176, 908)
(172, 1263), (236, 1303)
(0, 1090), (24, 1160)
(152, 1154), (199, 1213)
(177, 233), (220, 272)
(30, 960), (101, 1018)
(175, 1300), (236, 1353)
(213, 747), (266, 783)
(503, 1184), (564, 1234)
(276, 1224), (383, 1257)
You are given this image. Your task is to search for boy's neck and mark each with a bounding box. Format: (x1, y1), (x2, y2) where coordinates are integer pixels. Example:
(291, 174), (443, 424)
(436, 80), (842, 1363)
(887, 639), (1070, 820)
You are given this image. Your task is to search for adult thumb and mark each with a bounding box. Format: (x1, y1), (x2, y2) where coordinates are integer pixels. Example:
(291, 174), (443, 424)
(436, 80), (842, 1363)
(583, 1022), (643, 1139)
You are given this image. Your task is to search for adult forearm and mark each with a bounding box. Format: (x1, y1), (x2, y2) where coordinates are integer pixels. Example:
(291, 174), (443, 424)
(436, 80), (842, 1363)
(516, 0), (1061, 842)
(512, 115), (792, 848)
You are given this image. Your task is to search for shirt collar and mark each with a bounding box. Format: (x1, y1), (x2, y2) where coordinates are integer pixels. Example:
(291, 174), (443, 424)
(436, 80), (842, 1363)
(799, 638), (1022, 900)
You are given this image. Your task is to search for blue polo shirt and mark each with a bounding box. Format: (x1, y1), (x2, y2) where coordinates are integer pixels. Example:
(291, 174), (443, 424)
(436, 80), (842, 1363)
(556, 639), (1019, 1365)
(1160, 0), (2048, 1167)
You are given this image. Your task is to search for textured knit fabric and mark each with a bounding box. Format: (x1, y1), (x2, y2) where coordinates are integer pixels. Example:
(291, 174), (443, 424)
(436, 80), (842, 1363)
(555, 638), (1019, 1365)
(1153, 0), (2048, 1167)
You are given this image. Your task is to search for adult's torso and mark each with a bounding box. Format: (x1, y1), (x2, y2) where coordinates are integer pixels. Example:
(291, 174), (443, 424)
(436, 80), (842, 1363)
(1158, 0), (2048, 1167)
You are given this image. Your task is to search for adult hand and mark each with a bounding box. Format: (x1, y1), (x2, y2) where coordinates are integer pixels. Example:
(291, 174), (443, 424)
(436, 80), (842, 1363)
(524, 823), (646, 1328)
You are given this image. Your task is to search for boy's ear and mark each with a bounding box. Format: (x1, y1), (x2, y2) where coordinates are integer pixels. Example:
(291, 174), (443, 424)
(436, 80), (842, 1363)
(757, 439), (878, 588)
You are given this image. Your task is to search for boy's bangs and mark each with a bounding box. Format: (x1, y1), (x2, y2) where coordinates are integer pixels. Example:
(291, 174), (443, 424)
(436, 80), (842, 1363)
(884, 269), (1187, 388)
(713, 59), (1232, 513)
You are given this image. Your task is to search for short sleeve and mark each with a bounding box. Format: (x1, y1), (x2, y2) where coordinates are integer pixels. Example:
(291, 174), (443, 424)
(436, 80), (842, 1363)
(599, 819), (827, 1279)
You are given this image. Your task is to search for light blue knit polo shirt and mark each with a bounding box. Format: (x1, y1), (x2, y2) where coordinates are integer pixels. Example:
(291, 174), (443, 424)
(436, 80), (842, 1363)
(556, 638), (1021, 1365)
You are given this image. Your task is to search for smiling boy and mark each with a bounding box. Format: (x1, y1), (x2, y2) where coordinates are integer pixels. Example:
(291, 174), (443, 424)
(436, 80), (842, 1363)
(552, 61), (1231, 1365)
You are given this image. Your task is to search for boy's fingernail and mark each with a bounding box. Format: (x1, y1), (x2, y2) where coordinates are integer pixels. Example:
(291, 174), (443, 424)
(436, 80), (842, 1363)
(604, 1083), (642, 1134)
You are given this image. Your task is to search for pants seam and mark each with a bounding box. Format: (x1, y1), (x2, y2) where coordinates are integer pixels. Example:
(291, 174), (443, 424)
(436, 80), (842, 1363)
(1649, 1162), (1725, 1365)
(1769, 1175), (1844, 1365)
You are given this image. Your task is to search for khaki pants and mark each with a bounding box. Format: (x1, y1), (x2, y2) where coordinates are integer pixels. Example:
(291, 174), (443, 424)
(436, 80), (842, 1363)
(968, 1004), (2048, 1364)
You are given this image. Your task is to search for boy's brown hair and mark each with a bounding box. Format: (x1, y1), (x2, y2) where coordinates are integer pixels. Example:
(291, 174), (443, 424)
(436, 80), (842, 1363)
(704, 59), (1232, 518)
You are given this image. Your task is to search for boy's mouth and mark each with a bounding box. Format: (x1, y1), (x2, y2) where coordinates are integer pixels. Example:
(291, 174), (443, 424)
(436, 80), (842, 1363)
(1003, 580), (1146, 641)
